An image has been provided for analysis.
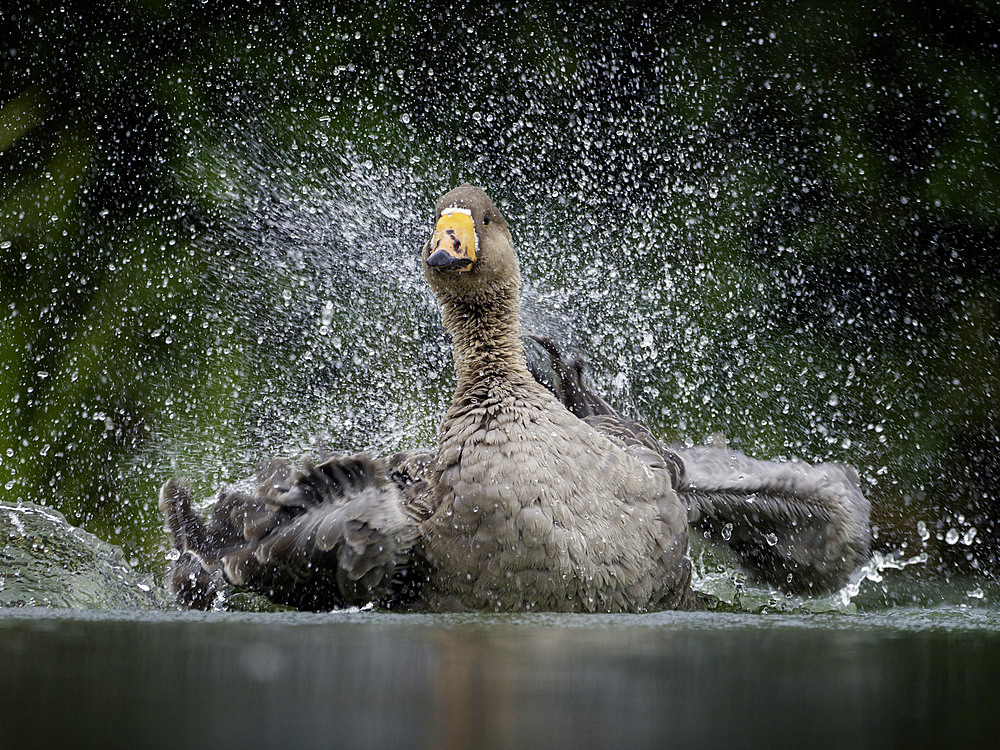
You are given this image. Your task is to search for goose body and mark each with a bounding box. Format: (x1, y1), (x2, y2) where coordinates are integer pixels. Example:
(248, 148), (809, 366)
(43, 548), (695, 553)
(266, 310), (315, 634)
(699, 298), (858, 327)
(159, 184), (868, 612)
(419, 368), (691, 612)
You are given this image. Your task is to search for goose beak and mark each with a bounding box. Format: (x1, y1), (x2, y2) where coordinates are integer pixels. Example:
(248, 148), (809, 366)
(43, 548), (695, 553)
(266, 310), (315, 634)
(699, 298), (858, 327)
(427, 208), (477, 271)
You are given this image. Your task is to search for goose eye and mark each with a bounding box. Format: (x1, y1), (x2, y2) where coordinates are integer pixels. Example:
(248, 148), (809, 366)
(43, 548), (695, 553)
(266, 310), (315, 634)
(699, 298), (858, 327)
(483, 214), (491, 226)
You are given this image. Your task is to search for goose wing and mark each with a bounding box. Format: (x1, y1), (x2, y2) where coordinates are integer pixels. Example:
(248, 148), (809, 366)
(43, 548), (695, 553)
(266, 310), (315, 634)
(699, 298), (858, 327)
(160, 452), (425, 611)
(676, 445), (870, 593)
(528, 335), (685, 485)
(528, 334), (871, 593)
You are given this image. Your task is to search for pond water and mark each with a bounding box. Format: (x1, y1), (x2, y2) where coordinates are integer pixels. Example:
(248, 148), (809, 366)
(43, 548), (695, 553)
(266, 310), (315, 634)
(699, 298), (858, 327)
(2, 605), (999, 749)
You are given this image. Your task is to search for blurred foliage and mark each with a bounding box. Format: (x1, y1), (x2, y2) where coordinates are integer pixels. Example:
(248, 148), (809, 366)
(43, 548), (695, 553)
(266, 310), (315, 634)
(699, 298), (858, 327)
(1, 0), (998, 580)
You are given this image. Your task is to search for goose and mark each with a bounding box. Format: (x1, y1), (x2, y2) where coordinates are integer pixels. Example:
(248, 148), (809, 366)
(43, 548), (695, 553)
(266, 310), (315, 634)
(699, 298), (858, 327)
(160, 184), (870, 612)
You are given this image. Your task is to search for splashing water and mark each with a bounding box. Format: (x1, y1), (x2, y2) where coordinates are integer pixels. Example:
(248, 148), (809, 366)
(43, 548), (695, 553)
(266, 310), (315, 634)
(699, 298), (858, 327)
(0, 502), (164, 609)
(828, 550), (931, 610)
(150, 139), (448, 481)
(2, 2), (996, 612)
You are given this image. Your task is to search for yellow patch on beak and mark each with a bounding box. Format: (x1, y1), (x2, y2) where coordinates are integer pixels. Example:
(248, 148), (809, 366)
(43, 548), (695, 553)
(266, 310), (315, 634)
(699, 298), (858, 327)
(427, 208), (477, 271)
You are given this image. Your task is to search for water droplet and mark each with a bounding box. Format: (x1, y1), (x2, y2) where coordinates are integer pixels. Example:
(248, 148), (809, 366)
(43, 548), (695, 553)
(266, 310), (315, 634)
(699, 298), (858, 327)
(945, 528), (959, 545)
(765, 532), (778, 547)
(962, 527), (977, 545)
(917, 521), (930, 541)
(320, 300), (334, 327)
(721, 522), (733, 541)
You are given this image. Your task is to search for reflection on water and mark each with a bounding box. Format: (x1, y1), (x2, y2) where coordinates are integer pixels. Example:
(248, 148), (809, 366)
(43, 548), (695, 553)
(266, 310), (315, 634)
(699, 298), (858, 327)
(1, 607), (999, 749)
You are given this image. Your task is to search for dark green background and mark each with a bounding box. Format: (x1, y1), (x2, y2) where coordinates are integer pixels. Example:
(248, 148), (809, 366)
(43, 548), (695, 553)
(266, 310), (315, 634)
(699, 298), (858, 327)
(1, 0), (997, 580)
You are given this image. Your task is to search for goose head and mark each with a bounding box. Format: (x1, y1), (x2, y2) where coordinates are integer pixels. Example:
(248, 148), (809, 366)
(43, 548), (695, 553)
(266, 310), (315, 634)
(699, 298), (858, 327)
(422, 183), (519, 300)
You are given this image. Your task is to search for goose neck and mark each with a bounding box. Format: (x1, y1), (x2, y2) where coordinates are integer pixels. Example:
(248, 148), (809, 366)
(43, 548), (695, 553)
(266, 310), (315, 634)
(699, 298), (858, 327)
(439, 283), (529, 391)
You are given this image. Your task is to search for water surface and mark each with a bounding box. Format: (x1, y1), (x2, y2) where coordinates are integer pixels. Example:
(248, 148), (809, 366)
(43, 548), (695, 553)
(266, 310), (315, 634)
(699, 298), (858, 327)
(2, 605), (998, 749)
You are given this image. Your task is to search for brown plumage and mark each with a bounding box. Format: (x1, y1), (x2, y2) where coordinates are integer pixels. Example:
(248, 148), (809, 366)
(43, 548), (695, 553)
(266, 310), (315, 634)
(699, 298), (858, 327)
(159, 184), (868, 612)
